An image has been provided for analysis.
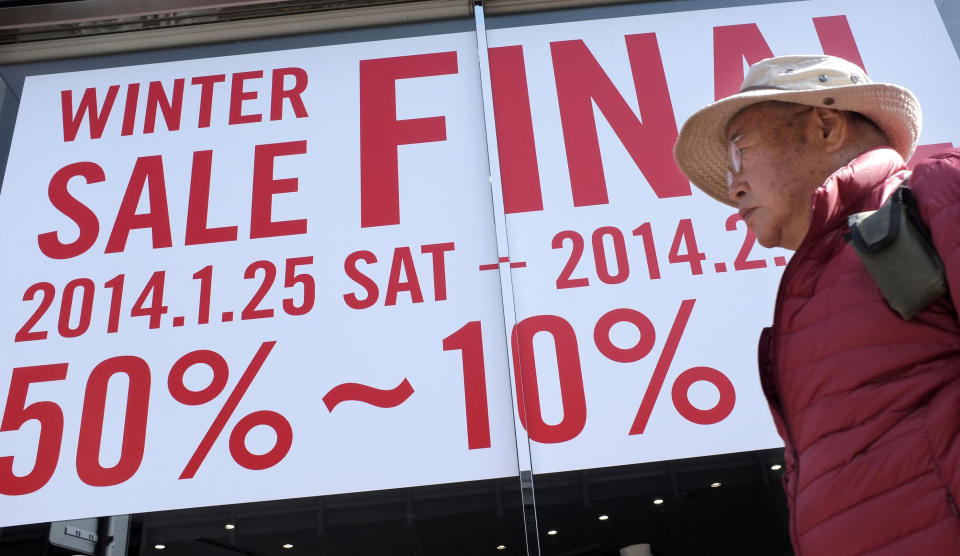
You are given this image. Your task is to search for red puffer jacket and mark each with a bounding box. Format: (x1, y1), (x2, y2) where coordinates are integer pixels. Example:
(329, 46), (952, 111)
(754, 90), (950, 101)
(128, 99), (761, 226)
(759, 147), (960, 555)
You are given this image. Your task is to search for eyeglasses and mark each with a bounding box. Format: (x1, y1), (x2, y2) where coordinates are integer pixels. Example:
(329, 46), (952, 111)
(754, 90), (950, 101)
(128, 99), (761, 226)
(724, 105), (814, 189)
(725, 134), (744, 189)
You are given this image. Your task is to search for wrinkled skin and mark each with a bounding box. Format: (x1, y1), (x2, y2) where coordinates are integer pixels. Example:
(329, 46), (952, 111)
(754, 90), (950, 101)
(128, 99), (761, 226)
(725, 102), (877, 250)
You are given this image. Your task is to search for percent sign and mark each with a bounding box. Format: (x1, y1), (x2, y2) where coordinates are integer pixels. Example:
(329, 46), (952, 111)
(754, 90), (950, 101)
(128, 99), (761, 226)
(593, 299), (736, 433)
(166, 341), (292, 479)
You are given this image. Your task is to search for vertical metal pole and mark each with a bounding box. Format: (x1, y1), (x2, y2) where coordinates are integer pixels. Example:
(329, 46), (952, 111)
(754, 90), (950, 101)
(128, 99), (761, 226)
(97, 515), (130, 556)
(472, 3), (540, 555)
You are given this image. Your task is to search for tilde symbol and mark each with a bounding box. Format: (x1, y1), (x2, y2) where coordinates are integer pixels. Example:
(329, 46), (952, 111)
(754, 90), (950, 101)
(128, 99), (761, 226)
(323, 379), (414, 412)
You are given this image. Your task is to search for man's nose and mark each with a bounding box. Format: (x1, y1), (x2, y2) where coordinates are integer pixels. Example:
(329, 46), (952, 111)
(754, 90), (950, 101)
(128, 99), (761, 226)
(727, 174), (748, 204)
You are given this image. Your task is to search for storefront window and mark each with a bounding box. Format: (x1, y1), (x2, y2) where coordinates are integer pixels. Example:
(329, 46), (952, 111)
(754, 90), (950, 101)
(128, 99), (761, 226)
(1, 1), (958, 555)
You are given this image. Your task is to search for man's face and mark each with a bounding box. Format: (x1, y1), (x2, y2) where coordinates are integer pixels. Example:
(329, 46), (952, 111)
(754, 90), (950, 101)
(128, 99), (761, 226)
(725, 103), (823, 250)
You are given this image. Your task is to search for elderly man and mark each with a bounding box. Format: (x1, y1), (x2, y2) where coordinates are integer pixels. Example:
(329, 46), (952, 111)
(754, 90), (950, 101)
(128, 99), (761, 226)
(674, 55), (960, 554)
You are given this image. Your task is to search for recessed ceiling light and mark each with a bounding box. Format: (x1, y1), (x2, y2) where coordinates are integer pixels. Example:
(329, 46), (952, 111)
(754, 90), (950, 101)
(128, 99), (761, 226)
(653, 498), (664, 505)
(711, 482), (722, 488)
(496, 545), (506, 550)
(154, 545), (166, 550)
(224, 524), (235, 530)
(282, 544), (293, 549)
(598, 515), (609, 521)
(547, 530), (558, 536)
(771, 464), (783, 471)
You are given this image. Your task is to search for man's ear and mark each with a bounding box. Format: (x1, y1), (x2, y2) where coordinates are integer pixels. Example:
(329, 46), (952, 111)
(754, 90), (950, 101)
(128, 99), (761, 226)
(808, 107), (846, 153)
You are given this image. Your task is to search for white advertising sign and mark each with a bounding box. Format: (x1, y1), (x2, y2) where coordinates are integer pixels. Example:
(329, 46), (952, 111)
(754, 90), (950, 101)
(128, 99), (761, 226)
(1, 0), (958, 527)
(0, 32), (521, 526)
(485, 0), (960, 475)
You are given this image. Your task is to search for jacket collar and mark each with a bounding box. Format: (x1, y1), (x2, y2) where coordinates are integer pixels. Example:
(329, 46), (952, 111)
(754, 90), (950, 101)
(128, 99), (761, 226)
(805, 146), (908, 243)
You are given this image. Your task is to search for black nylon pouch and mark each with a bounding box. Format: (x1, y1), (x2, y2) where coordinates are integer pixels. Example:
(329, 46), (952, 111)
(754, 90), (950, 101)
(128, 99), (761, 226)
(844, 182), (947, 319)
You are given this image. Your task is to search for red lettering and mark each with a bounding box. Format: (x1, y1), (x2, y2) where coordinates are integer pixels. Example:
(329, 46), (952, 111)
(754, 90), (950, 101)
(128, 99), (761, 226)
(105, 156), (173, 253)
(121, 84), (139, 137)
(385, 247), (423, 306)
(714, 17), (865, 100)
(185, 150), (238, 245)
(813, 15), (866, 71)
(713, 24), (774, 100)
(359, 52), (458, 228)
(144, 79), (185, 133)
(250, 140), (308, 239)
(61, 86), (120, 142)
(37, 162), (104, 259)
(229, 71), (263, 125)
(552, 34), (690, 205)
(344, 251), (379, 309)
(420, 242), (455, 301)
(270, 68), (309, 121)
(191, 74), (226, 128)
(489, 46), (543, 214)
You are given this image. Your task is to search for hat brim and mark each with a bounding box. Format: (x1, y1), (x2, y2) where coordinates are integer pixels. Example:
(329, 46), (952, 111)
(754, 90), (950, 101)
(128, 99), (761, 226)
(673, 83), (922, 207)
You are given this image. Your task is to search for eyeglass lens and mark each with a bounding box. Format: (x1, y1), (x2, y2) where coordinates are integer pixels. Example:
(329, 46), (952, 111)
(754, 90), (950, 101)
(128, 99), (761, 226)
(726, 136), (743, 189)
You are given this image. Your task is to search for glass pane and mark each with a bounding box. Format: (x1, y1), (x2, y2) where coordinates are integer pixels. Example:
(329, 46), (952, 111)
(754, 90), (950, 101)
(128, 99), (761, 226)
(482, 0), (960, 554)
(531, 450), (789, 555)
(124, 480), (525, 555)
(0, 15), (529, 556)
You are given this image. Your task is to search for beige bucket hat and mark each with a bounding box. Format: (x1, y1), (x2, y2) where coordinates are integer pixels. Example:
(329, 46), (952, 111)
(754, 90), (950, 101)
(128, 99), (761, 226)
(673, 54), (922, 207)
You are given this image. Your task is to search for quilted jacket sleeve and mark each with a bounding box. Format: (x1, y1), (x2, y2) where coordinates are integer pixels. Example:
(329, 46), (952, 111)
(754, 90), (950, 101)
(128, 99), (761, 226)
(911, 148), (960, 318)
